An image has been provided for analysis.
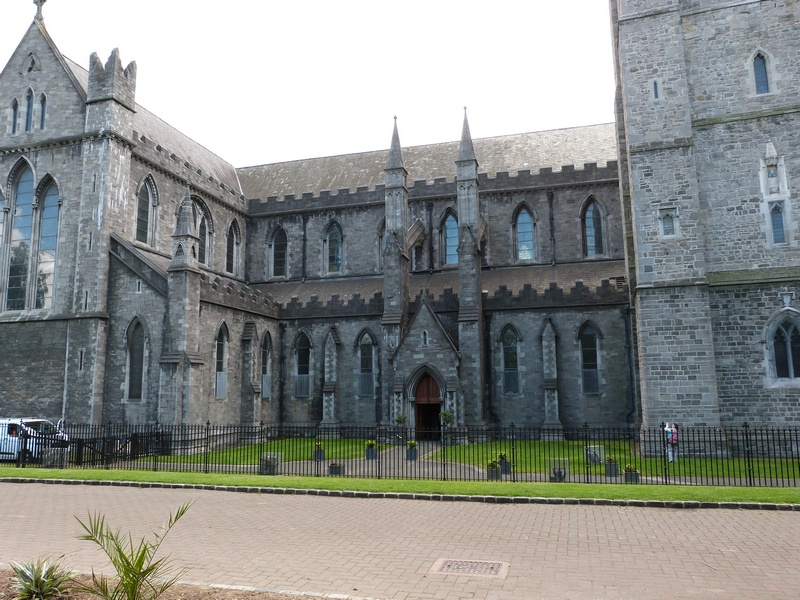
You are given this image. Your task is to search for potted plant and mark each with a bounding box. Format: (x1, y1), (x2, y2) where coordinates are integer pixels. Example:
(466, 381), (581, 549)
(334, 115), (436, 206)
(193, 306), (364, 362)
(313, 442), (324, 462)
(624, 464), (640, 484)
(605, 455), (619, 477)
(440, 410), (454, 445)
(498, 451), (511, 474)
(487, 459), (502, 480)
(365, 439), (377, 460)
(328, 462), (344, 476)
(406, 439), (418, 461)
(440, 410), (453, 426)
(394, 413), (407, 426)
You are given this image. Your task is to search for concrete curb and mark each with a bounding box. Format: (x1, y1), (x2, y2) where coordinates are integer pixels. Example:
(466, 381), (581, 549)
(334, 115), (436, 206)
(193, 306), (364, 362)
(2, 477), (798, 511)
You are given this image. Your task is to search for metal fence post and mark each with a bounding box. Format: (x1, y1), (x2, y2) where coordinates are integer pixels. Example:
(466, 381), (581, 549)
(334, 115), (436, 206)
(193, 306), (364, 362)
(510, 423), (517, 483)
(744, 422), (754, 487)
(204, 420), (210, 474)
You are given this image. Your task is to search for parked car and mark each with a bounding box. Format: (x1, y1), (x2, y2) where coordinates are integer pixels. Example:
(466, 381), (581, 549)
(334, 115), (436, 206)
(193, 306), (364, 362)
(0, 418), (68, 463)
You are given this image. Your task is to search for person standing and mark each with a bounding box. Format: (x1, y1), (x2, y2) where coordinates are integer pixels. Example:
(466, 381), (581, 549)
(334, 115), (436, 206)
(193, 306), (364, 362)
(665, 422), (678, 463)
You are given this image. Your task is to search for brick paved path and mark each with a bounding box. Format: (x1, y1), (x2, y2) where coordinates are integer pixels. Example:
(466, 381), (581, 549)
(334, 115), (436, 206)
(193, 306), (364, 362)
(2, 481), (799, 599)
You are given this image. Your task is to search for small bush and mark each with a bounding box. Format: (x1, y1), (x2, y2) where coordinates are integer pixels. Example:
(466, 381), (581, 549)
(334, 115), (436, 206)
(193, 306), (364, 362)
(11, 557), (72, 600)
(74, 502), (192, 600)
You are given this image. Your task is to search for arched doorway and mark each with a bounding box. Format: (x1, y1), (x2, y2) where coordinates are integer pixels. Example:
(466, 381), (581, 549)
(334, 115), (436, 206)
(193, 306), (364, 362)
(415, 373), (441, 440)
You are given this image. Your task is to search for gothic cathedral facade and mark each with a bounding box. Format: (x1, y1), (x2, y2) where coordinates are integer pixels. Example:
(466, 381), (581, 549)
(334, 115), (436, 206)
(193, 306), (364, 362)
(0, 1), (797, 429)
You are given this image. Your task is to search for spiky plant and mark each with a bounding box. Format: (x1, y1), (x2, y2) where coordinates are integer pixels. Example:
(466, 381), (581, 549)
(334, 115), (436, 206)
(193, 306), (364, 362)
(73, 502), (192, 600)
(11, 557), (72, 600)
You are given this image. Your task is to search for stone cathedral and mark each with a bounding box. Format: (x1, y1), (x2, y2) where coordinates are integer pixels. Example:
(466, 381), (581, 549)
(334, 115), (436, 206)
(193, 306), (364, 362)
(0, 1), (798, 430)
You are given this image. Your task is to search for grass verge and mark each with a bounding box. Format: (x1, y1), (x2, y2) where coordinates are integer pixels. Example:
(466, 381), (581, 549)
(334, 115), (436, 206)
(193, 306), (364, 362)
(1, 466), (799, 505)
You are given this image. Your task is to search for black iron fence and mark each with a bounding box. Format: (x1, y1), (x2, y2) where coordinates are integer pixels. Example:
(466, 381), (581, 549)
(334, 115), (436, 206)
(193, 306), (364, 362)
(8, 423), (800, 487)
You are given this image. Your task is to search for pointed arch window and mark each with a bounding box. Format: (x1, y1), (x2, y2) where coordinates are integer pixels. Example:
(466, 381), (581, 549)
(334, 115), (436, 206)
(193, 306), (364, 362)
(10, 99), (18, 134)
(770, 202), (786, 244)
(444, 213), (458, 265)
(358, 333), (375, 396)
(24, 90), (34, 132)
(198, 216), (208, 264)
(583, 200), (605, 257)
(270, 227), (288, 278)
(226, 222), (240, 275)
(773, 320), (800, 379)
(514, 208), (535, 262)
(580, 323), (600, 394)
(127, 320), (146, 401)
(325, 223), (343, 274)
(261, 333), (272, 398)
(35, 182), (59, 309)
(294, 333), (311, 397)
(136, 178), (157, 245)
(754, 53), (769, 94)
(39, 94), (46, 130)
(215, 324), (229, 398)
(502, 327), (520, 394)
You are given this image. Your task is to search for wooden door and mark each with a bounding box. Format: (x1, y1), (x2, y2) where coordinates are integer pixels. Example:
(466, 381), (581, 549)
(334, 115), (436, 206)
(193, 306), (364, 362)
(415, 374), (441, 440)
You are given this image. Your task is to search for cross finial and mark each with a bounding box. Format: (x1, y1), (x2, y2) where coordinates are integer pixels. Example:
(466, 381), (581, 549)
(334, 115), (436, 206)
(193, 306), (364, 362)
(34, 0), (46, 20)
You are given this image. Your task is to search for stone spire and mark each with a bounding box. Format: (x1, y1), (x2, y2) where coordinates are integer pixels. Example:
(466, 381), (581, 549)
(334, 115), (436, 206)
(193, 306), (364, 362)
(458, 107), (477, 163)
(385, 116), (404, 170)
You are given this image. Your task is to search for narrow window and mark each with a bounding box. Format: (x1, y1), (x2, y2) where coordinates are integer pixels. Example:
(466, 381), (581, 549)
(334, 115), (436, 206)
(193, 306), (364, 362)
(127, 320), (145, 401)
(261, 334), (272, 398)
(11, 99), (18, 134)
(653, 80), (659, 100)
(295, 333), (310, 397)
(34, 182), (59, 309)
(198, 217), (207, 265)
(358, 334), (375, 396)
(773, 321), (800, 378)
(6, 167), (34, 310)
(583, 200), (604, 257)
(580, 324), (600, 393)
(24, 90), (33, 132)
(515, 209), (534, 261)
(327, 224), (342, 273)
(271, 227), (287, 277)
(39, 94), (46, 129)
(771, 203), (786, 244)
(444, 214), (458, 265)
(754, 54), (769, 94)
(226, 223), (237, 274)
(215, 325), (228, 398)
(662, 213), (675, 236)
(502, 328), (520, 394)
(136, 183), (151, 243)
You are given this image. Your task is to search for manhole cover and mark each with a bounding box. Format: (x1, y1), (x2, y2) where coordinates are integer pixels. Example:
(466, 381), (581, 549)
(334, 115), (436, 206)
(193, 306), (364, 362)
(429, 558), (509, 579)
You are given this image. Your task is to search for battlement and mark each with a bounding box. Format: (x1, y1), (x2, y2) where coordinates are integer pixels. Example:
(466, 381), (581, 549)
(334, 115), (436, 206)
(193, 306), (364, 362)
(133, 132), (247, 207)
(87, 49), (136, 111)
(281, 291), (383, 319)
(200, 274), (279, 316)
(247, 160), (619, 216)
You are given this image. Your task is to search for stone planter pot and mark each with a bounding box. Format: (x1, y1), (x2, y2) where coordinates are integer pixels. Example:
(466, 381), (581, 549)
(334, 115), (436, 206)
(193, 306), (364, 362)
(624, 471), (640, 484)
(329, 464), (344, 475)
(605, 462), (619, 477)
(365, 447), (377, 460)
(313, 449), (325, 462)
(487, 468), (502, 481)
(499, 459), (512, 475)
(406, 447), (418, 461)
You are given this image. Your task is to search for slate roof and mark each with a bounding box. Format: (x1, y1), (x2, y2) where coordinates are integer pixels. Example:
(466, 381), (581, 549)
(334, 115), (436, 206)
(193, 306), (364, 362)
(237, 123), (617, 201)
(63, 57), (242, 193)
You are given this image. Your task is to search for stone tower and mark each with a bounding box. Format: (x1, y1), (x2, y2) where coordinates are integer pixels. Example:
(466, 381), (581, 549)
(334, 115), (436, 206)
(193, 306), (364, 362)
(612, 0), (800, 427)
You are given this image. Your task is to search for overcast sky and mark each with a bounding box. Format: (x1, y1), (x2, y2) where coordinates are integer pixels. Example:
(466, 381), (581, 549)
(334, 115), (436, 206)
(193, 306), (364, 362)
(0, 1), (616, 168)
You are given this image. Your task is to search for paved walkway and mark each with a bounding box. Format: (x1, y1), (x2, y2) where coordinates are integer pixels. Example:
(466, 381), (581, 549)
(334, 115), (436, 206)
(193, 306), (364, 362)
(2, 481), (799, 599)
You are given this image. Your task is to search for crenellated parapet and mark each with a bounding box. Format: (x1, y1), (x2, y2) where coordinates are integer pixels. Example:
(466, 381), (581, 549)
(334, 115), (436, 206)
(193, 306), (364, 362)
(200, 274), (279, 316)
(281, 292), (383, 319)
(87, 49), (136, 111)
(484, 277), (629, 310)
(248, 160), (619, 215)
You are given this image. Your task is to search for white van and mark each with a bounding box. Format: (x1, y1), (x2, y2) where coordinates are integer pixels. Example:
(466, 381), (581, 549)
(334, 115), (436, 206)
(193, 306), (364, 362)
(0, 418), (68, 463)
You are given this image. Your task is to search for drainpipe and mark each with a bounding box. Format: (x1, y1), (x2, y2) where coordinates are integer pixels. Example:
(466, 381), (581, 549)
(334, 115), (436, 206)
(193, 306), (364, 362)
(548, 191), (556, 266)
(301, 215), (308, 280)
(278, 322), (286, 426)
(622, 307), (638, 427)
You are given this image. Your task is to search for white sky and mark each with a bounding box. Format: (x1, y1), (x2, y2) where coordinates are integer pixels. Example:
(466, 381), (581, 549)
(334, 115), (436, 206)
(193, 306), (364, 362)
(0, 1), (616, 168)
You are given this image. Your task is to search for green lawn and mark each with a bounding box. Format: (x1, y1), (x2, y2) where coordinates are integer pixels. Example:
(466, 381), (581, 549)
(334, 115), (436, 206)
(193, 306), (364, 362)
(2, 466), (799, 505)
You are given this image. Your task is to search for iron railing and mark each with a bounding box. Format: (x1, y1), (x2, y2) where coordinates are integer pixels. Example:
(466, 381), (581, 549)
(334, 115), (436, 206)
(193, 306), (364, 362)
(9, 423), (800, 488)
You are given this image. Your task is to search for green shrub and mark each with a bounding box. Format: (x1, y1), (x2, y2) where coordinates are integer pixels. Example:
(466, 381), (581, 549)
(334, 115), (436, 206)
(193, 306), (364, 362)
(11, 557), (72, 600)
(73, 502), (192, 600)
